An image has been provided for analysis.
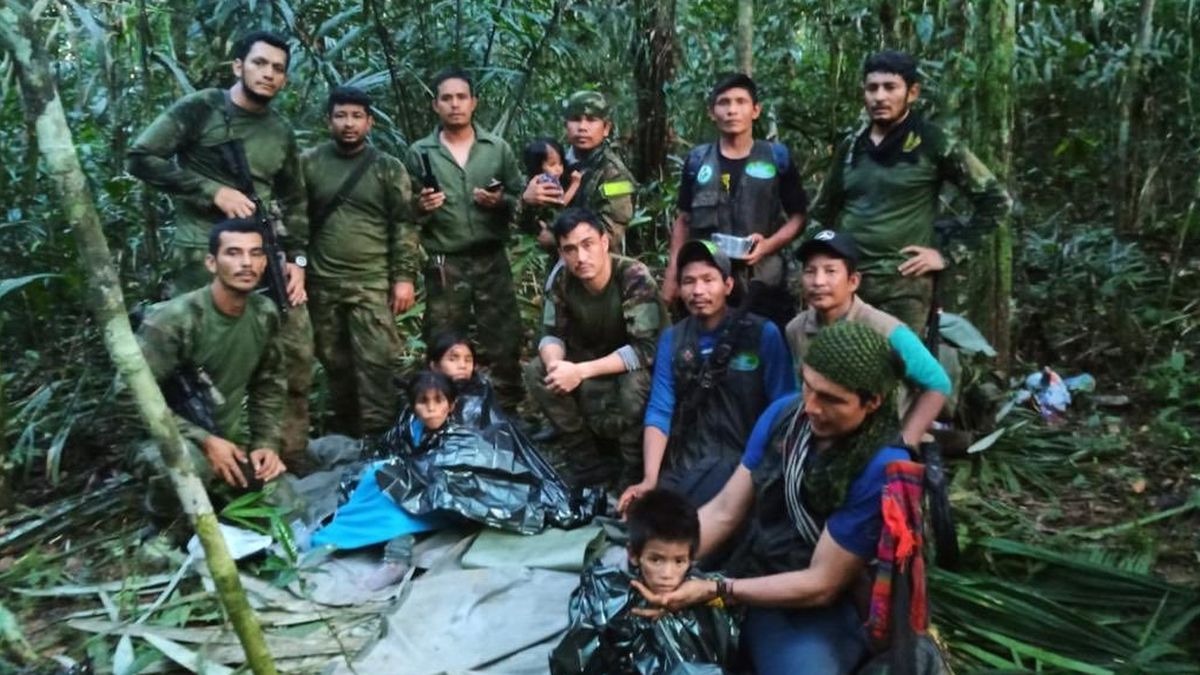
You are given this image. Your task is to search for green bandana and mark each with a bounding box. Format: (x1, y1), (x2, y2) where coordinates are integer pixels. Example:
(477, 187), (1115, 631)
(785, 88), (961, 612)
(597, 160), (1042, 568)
(801, 321), (901, 515)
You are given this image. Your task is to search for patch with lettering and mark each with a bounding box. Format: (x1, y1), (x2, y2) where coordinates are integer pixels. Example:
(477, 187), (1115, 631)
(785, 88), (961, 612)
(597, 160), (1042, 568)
(729, 352), (761, 371)
(745, 161), (777, 179)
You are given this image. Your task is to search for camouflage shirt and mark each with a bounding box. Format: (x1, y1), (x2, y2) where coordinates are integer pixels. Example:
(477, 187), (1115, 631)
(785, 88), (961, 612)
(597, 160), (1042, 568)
(541, 255), (665, 369)
(302, 142), (418, 287)
(566, 142), (637, 239)
(127, 88), (309, 258)
(137, 288), (285, 451)
(807, 114), (1011, 278)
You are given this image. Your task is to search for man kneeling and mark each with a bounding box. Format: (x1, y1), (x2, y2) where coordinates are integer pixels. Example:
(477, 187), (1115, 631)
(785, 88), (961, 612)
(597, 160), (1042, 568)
(133, 219), (288, 517)
(635, 322), (911, 673)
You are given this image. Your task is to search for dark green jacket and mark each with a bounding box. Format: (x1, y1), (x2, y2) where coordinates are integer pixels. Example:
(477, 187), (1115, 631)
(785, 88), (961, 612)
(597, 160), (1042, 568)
(808, 115), (1011, 278)
(302, 142), (418, 287)
(404, 125), (524, 254)
(127, 88), (309, 258)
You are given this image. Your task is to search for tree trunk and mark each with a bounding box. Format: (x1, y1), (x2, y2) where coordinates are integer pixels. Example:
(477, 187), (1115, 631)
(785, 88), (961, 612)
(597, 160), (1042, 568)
(0, 4), (277, 673)
(1114, 0), (1155, 234)
(735, 0), (753, 74)
(964, 0), (1015, 370)
(632, 0), (676, 185)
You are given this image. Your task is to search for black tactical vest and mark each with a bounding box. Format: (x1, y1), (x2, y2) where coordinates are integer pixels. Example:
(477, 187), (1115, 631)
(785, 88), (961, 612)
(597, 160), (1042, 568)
(687, 140), (786, 239)
(666, 311), (770, 471)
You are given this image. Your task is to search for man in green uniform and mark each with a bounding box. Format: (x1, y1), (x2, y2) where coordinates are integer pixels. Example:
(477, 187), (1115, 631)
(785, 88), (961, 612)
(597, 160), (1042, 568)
(127, 30), (314, 470)
(524, 208), (666, 487)
(663, 74), (808, 331)
(522, 91), (638, 253)
(405, 67), (525, 411)
(808, 50), (1012, 333)
(134, 219), (288, 514)
(303, 86), (417, 438)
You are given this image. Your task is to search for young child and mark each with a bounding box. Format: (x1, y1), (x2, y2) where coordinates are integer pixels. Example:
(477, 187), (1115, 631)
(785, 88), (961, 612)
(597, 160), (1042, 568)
(311, 371), (458, 590)
(426, 331), (499, 428)
(522, 137), (582, 252)
(550, 489), (739, 674)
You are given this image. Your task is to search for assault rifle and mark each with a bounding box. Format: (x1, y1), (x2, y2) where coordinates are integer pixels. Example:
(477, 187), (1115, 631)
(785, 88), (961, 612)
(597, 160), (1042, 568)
(160, 364), (222, 435)
(216, 140), (291, 316)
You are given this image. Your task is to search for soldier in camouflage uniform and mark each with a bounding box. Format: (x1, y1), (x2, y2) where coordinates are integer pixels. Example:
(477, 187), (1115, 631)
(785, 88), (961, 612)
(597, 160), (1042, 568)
(127, 31), (314, 470)
(808, 50), (1012, 333)
(133, 220), (289, 515)
(524, 209), (667, 487)
(523, 91), (638, 253)
(303, 86), (418, 438)
(405, 67), (527, 411)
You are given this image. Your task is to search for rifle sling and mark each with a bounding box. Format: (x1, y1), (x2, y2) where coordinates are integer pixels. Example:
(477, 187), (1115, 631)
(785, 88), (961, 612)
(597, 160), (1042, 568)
(311, 147), (378, 230)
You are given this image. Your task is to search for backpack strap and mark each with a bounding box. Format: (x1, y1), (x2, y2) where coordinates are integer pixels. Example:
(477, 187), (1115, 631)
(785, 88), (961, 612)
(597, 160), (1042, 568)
(311, 147), (378, 229)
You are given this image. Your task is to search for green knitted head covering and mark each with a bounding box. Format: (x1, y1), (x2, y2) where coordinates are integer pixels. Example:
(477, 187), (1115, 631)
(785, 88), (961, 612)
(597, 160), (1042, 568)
(805, 321), (899, 398)
(801, 321), (901, 515)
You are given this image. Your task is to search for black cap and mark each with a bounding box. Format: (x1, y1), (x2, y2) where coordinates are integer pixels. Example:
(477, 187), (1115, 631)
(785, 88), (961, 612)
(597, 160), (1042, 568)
(676, 239), (732, 282)
(796, 229), (860, 267)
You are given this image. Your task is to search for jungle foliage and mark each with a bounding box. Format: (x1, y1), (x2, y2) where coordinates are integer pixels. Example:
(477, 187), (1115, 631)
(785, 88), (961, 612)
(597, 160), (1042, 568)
(1, 0), (1198, 671)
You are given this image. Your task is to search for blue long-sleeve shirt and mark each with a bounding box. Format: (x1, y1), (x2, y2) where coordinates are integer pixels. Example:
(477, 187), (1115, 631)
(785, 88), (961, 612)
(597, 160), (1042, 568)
(644, 318), (797, 435)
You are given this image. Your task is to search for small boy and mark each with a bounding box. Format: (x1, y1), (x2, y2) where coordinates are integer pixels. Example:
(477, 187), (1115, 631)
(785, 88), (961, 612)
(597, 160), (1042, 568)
(549, 489), (739, 674)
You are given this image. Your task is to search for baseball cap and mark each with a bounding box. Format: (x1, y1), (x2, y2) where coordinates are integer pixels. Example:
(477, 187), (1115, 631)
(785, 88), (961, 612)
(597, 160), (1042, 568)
(676, 240), (733, 282)
(796, 229), (860, 267)
(564, 91), (610, 119)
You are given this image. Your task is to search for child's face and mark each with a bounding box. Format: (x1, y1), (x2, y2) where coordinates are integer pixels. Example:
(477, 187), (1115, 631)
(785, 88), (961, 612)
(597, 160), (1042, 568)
(631, 538), (692, 594)
(413, 389), (452, 431)
(433, 343), (474, 382)
(541, 146), (564, 179)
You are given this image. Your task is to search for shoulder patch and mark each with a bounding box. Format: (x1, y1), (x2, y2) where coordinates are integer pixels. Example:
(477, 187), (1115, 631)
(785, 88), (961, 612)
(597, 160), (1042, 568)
(601, 180), (635, 198)
(697, 165), (714, 185)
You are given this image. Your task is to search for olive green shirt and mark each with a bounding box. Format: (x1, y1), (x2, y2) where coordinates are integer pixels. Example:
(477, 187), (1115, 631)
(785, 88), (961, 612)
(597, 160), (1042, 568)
(127, 88), (309, 258)
(808, 116), (1011, 278)
(302, 142), (418, 287)
(137, 288), (285, 451)
(404, 125), (525, 254)
(540, 255), (666, 370)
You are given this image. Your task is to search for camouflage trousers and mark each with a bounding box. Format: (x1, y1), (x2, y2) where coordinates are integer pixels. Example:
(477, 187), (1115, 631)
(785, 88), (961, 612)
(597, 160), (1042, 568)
(859, 272), (934, 336)
(171, 245), (315, 467)
(424, 248), (524, 410)
(309, 281), (401, 438)
(523, 357), (651, 488)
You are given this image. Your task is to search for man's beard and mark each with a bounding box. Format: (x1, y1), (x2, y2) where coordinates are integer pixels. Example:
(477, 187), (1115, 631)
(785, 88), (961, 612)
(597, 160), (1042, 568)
(334, 135), (366, 152)
(241, 77), (275, 106)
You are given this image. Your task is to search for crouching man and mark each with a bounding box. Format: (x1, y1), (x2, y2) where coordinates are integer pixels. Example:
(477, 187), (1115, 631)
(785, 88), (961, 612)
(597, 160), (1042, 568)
(133, 219), (289, 516)
(634, 322), (912, 673)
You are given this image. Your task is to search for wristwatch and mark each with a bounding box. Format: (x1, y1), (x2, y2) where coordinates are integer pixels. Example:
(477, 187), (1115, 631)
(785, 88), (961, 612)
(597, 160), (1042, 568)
(292, 255), (307, 268)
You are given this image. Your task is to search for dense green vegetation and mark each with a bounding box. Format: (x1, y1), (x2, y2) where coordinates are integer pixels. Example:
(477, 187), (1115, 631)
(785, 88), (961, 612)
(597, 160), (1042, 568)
(1, 0), (1197, 671)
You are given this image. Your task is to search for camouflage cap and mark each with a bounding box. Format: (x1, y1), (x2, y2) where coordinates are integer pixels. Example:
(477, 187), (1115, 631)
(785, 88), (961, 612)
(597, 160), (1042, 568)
(563, 90), (610, 119)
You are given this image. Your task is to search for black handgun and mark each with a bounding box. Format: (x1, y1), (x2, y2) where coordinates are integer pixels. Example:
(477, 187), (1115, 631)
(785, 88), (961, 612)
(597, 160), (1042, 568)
(421, 152), (441, 192)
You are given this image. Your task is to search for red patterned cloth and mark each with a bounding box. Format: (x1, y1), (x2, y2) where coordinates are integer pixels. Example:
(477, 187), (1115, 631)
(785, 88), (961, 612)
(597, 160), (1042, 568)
(867, 460), (929, 650)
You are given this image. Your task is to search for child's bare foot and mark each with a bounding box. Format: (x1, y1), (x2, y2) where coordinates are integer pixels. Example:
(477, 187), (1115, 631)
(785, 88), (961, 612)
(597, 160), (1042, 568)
(363, 561), (411, 591)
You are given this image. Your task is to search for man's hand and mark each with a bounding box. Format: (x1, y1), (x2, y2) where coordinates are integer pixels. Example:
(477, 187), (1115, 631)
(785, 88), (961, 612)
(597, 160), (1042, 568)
(617, 478), (657, 515)
(536, 225), (556, 253)
(213, 186), (256, 219)
(660, 269), (679, 304)
(202, 435), (250, 488)
(522, 177), (564, 206)
(390, 280), (416, 314)
(544, 360), (585, 395)
(629, 578), (719, 619)
(285, 263), (307, 306)
(742, 233), (768, 267)
(418, 187), (446, 213)
(473, 187), (505, 209)
(898, 245), (946, 277)
(249, 448), (287, 482)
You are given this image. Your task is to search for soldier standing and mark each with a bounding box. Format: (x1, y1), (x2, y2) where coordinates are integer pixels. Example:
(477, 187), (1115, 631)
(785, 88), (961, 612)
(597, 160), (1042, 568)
(127, 30), (314, 471)
(405, 68), (526, 411)
(303, 86), (417, 438)
(807, 50), (1012, 333)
